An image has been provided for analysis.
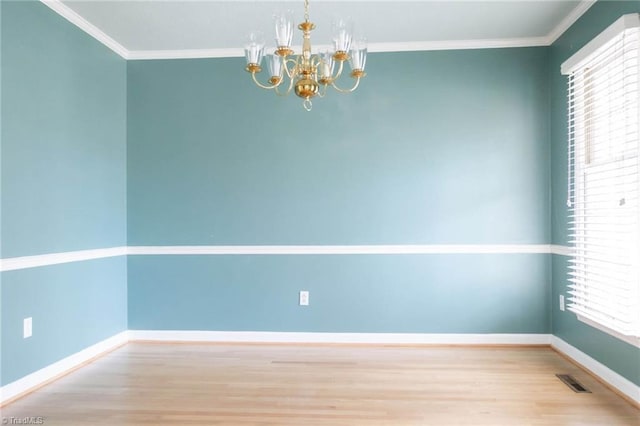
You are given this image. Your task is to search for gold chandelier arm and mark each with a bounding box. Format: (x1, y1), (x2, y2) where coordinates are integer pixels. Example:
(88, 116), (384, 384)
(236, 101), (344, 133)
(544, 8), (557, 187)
(331, 60), (345, 81)
(283, 57), (298, 79)
(311, 54), (321, 69)
(275, 74), (295, 96)
(316, 83), (328, 98)
(331, 76), (361, 93)
(251, 72), (282, 90)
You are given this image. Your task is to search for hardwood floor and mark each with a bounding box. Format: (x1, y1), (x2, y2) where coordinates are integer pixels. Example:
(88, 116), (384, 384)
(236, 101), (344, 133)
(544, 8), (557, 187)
(1, 343), (638, 425)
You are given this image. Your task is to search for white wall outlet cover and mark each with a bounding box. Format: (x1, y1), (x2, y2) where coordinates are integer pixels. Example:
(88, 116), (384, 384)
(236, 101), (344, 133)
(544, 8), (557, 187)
(299, 291), (309, 306)
(23, 317), (33, 338)
(559, 295), (565, 311)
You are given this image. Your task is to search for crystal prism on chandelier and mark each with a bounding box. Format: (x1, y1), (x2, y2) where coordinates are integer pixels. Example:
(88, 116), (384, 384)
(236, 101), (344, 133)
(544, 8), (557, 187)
(244, 0), (367, 111)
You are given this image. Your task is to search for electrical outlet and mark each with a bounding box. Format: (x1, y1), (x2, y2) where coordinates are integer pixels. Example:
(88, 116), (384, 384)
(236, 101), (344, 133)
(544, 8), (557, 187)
(299, 290), (309, 306)
(559, 295), (565, 312)
(23, 317), (33, 339)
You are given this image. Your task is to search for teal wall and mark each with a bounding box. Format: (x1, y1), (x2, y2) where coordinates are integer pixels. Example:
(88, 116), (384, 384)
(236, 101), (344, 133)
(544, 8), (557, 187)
(1, 2), (127, 258)
(549, 1), (640, 386)
(0, 1), (127, 386)
(1, 259), (127, 385)
(129, 254), (549, 333)
(127, 48), (551, 334)
(2, 0), (637, 394)
(1, 0), (4, 387)
(128, 50), (550, 246)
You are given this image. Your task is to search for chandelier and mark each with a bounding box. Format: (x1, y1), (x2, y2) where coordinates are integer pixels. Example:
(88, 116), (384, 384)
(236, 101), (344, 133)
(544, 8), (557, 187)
(243, 0), (367, 111)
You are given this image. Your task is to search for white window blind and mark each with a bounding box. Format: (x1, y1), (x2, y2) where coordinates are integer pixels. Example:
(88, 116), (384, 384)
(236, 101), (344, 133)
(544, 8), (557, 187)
(563, 14), (640, 343)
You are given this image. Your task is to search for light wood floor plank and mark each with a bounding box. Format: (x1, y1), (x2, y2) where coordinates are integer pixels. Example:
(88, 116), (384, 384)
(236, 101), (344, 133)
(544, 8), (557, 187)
(1, 343), (638, 425)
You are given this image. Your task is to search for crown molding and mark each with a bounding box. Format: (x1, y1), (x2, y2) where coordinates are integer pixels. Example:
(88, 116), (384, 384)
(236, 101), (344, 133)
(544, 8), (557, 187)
(126, 48), (243, 60)
(40, 0), (130, 59)
(545, 0), (597, 45)
(369, 37), (549, 53)
(125, 38), (550, 61)
(39, 0), (595, 61)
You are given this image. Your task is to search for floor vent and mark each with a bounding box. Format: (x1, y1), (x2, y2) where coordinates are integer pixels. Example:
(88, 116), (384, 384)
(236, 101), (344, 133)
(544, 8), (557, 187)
(556, 374), (591, 393)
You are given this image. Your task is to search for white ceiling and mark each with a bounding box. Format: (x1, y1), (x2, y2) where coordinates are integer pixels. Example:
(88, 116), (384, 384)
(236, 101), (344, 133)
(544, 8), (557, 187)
(49, 0), (594, 59)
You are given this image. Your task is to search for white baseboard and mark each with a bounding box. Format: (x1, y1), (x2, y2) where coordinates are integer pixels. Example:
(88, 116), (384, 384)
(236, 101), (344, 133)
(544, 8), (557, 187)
(128, 330), (551, 345)
(551, 336), (640, 405)
(0, 331), (129, 406)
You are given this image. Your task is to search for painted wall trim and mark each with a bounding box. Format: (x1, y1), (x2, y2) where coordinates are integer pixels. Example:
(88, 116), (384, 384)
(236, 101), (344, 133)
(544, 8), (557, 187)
(0, 247), (128, 272)
(0, 331), (129, 406)
(40, 0), (595, 61)
(551, 336), (640, 405)
(1, 245), (569, 272)
(126, 37), (550, 61)
(550, 245), (573, 256)
(545, 0), (597, 44)
(127, 244), (554, 256)
(129, 330), (551, 345)
(127, 48), (244, 61)
(40, 0), (129, 59)
(371, 38), (550, 53)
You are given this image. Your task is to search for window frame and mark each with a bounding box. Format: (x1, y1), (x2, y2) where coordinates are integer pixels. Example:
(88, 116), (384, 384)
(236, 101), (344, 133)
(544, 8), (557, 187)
(562, 13), (640, 348)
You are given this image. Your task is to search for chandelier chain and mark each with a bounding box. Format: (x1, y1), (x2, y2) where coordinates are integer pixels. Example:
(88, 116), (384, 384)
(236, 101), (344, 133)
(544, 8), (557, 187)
(304, 0), (310, 22)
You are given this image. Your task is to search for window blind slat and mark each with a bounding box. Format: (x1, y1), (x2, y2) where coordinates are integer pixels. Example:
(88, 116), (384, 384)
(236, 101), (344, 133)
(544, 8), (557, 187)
(566, 18), (640, 339)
